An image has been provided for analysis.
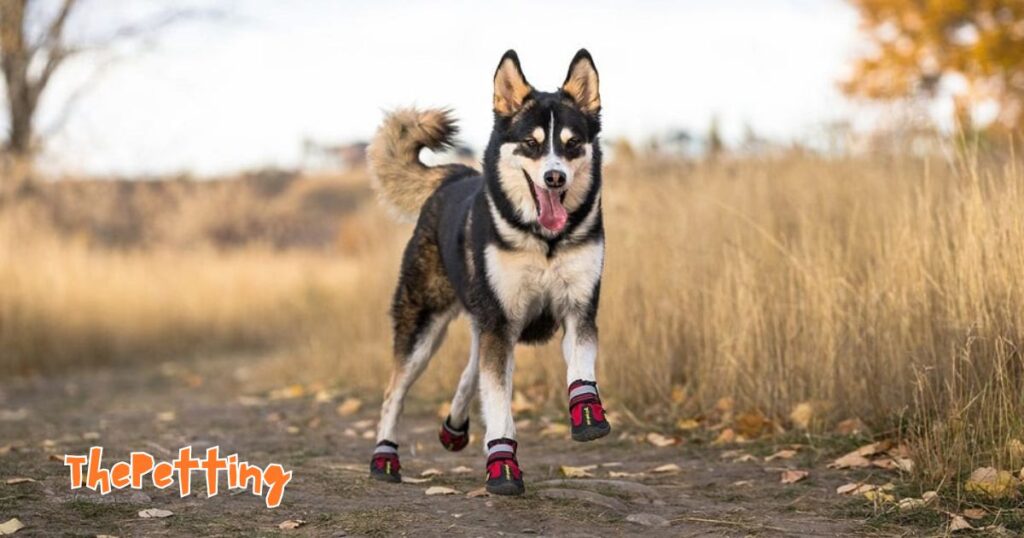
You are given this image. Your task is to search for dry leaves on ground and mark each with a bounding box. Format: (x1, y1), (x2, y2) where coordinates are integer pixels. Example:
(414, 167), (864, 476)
(278, 520), (305, 530)
(425, 486), (459, 496)
(466, 487), (490, 498)
(949, 515), (973, 532)
(789, 402), (814, 430)
(650, 463), (681, 474)
(401, 477), (431, 484)
(420, 468), (443, 477)
(138, 508), (173, 519)
(4, 478), (34, 485)
(646, 432), (680, 447)
(780, 470), (808, 484)
(336, 397), (362, 417)
(560, 465), (596, 478)
(0, 518), (25, 535)
(964, 467), (1020, 500)
(765, 449), (797, 462)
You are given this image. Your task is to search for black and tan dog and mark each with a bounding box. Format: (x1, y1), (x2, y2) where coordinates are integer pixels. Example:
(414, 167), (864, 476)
(367, 49), (608, 496)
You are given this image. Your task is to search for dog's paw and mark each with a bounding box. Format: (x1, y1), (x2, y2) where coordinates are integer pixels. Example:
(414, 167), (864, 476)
(484, 438), (525, 496)
(569, 380), (611, 442)
(368, 440), (402, 483)
(438, 415), (470, 452)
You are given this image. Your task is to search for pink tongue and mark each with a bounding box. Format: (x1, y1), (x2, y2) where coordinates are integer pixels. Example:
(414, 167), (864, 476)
(537, 188), (568, 232)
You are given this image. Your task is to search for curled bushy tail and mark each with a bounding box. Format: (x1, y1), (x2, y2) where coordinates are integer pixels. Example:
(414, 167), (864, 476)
(367, 108), (471, 219)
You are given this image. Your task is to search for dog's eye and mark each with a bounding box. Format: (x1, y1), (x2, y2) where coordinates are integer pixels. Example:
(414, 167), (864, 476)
(566, 138), (581, 149)
(522, 138), (540, 150)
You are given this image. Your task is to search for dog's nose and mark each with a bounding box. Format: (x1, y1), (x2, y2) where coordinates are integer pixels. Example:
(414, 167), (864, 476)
(543, 170), (565, 189)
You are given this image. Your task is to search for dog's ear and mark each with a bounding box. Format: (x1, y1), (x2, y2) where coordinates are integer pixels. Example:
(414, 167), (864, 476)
(493, 50), (533, 117)
(561, 49), (600, 114)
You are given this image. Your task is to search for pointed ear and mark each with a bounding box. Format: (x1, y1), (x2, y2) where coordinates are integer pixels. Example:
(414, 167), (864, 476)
(561, 49), (600, 114)
(493, 50), (533, 117)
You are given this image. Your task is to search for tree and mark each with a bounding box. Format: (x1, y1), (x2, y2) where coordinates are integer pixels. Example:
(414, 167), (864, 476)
(0, 0), (216, 166)
(843, 0), (1024, 132)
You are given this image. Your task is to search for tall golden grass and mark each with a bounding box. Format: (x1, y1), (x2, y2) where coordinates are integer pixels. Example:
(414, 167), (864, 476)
(2, 148), (1023, 491)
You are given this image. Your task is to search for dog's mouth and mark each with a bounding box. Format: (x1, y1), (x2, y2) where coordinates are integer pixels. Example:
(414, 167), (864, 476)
(523, 170), (568, 233)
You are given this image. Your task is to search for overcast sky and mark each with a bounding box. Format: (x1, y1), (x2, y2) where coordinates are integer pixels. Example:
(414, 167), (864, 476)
(34, 0), (862, 176)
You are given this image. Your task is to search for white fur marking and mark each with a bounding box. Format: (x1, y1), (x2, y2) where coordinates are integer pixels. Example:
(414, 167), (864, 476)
(479, 352), (516, 443)
(448, 320), (480, 425)
(376, 307), (458, 443)
(563, 314), (598, 384)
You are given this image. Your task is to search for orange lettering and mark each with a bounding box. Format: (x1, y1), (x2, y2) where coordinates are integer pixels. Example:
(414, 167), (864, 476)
(172, 446), (200, 497)
(110, 462), (131, 489)
(64, 455), (87, 489)
(85, 447), (111, 494)
(262, 464), (292, 508)
(201, 447), (227, 497)
(153, 462), (174, 489)
(130, 452), (155, 488)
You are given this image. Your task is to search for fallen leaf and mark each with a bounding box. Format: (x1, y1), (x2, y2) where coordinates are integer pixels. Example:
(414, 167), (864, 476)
(898, 497), (926, 511)
(716, 397), (734, 413)
(670, 385), (687, 404)
(780, 470), (808, 484)
(650, 463), (682, 474)
(425, 486), (459, 496)
(765, 449), (797, 462)
(4, 477), (35, 485)
(138, 508), (173, 518)
(835, 418), (867, 435)
(420, 468), (444, 477)
(285, 426), (300, 435)
(81, 432), (101, 441)
(949, 515), (973, 532)
(402, 477), (431, 484)
(336, 397), (363, 417)
(269, 385), (305, 400)
(156, 411), (175, 422)
(856, 441), (892, 457)
(712, 428), (736, 445)
(862, 490), (895, 503)
(923, 491), (938, 502)
(735, 411), (772, 438)
(450, 465), (473, 474)
(0, 518), (24, 535)
(828, 452), (872, 469)
(646, 432), (679, 447)
(962, 508), (987, 520)
(675, 418), (700, 431)
(964, 467), (1019, 499)
(836, 482), (877, 495)
(789, 402), (814, 430)
(466, 487), (490, 498)
(560, 465), (596, 478)
(733, 453), (758, 463)
(278, 519), (305, 530)
(732, 480), (754, 486)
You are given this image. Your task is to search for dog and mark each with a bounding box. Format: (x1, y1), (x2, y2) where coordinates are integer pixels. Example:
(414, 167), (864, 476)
(366, 49), (607, 496)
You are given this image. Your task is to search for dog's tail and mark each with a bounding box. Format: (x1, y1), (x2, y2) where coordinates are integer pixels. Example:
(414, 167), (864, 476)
(368, 108), (473, 219)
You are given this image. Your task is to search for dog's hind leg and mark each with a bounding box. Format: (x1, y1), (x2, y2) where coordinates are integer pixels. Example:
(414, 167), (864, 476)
(370, 226), (458, 482)
(438, 319), (479, 452)
(477, 331), (524, 495)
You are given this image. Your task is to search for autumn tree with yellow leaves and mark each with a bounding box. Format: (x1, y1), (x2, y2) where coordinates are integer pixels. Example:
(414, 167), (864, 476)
(843, 0), (1024, 133)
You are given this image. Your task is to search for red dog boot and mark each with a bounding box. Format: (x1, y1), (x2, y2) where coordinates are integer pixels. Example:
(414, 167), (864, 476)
(438, 415), (470, 452)
(568, 380), (611, 442)
(369, 440), (401, 483)
(484, 438), (524, 496)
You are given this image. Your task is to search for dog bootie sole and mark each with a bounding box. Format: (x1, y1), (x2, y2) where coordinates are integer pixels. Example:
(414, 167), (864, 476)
(438, 415), (470, 452)
(484, 438), (525, 496)
(369, 440), (402, 483)
(568, 380), (611, 442)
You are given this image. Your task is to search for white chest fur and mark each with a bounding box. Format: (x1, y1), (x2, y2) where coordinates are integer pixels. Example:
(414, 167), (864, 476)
(484, 239), (604, 327)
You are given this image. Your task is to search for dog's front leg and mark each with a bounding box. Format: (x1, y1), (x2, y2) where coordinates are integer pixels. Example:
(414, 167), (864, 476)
(562, 312), (611, 441)
(478, 331), (524, 495)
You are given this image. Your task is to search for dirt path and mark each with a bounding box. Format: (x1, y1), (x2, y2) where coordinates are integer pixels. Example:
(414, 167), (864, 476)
(0, 355), (899, 537)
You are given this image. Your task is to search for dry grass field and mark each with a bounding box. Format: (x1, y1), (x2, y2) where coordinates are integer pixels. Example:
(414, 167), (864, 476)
(3, 145), (1024, 499)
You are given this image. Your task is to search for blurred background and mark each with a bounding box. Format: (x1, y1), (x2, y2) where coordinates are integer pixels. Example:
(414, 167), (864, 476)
(2, 0), (1024, 491)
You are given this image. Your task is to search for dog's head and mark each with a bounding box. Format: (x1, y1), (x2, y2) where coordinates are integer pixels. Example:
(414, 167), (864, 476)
(489, 49), (601, 235)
